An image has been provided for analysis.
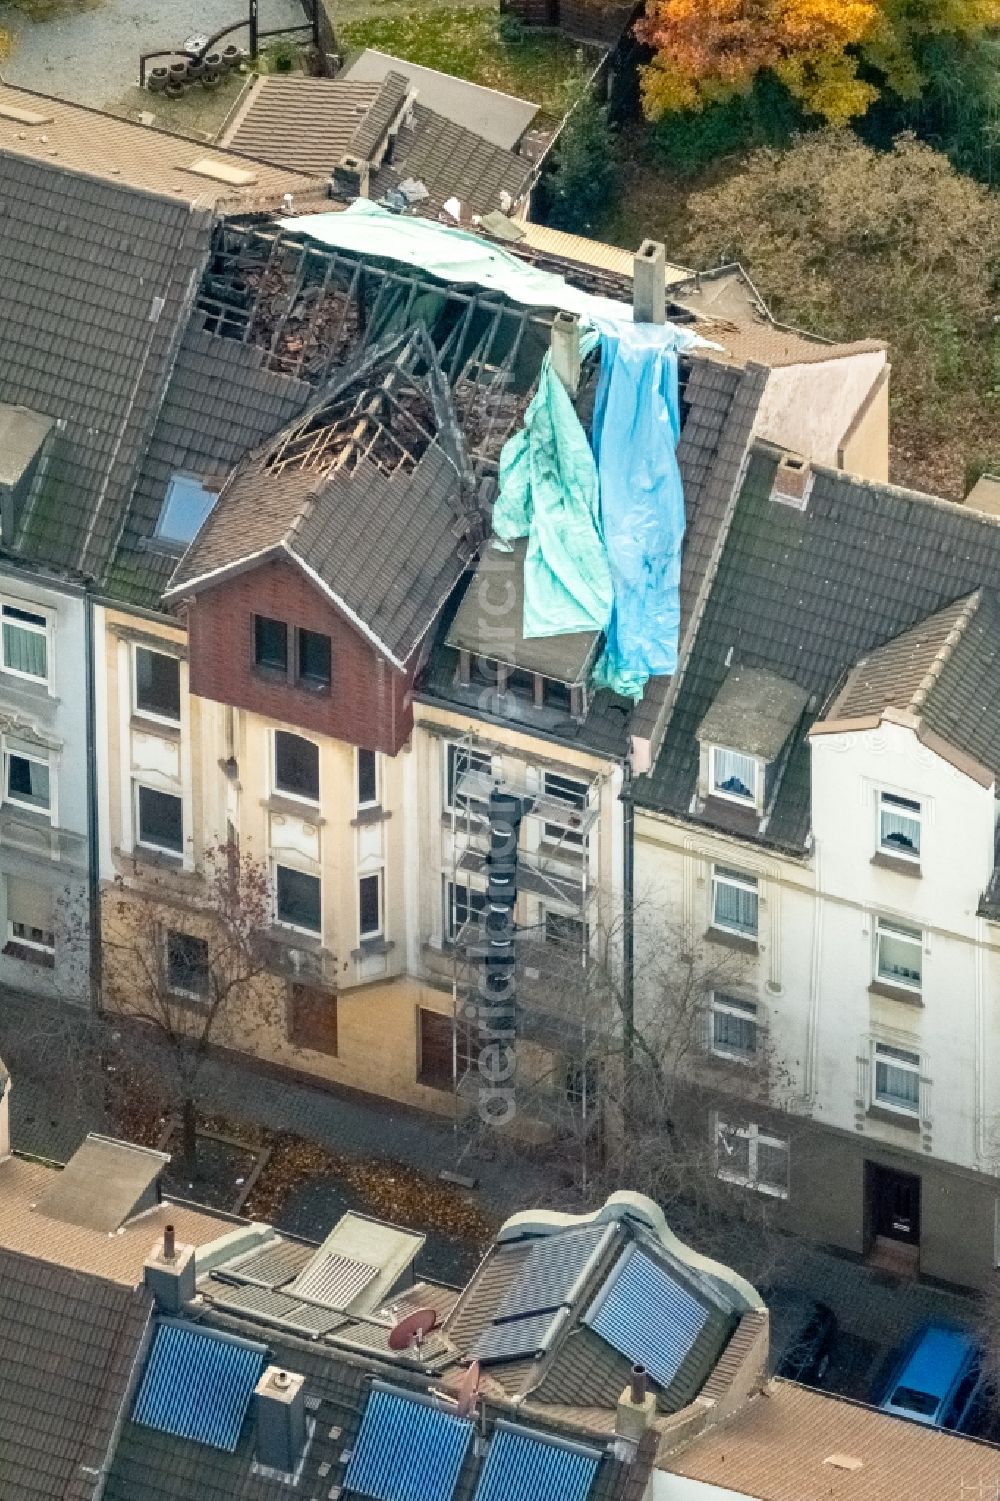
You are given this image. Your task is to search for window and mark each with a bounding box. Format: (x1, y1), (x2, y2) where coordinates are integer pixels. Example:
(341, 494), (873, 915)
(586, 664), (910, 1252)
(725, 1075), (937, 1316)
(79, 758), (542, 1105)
(444, 878), (486, 941)
(274, 731), (320, 802)
(5, 748), (50, 814)
(711, 994), (759, 1059)
(873, 1041), (921, 1116)
(254, 615), (288, 673)
(357, 749), (379, 809)
(135, 783), (183, 854)
(359, 872), (383, 940)
(155, 474), (218, 547)
(5, 876), (55, 960)
(166, 930), (210, 1000)
(287, 984), (338, 1056)
(544, 910), (588, 951)
(711, 865), (759, 938)
(716, 1119), (789, 1197)
(298, 627), (331, 689)
(879, 792), (921, 860)
(875, 917), (922, 990)
(275, 864), (321, 935)
(710, 747), (759, 804)
(446, 743), (492, 810)
(418, 1007), (475, 1090)
(543, 770), (588, 846)
(134, 647), (180, 723)
(1, 603), (48, 682)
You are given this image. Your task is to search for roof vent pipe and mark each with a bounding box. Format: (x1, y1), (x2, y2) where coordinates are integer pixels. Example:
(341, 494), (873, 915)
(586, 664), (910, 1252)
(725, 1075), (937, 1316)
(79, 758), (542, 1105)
(163, 1224), (175, 1261)
(630, 1364), (647, 1404)
(633, 240), (666, 326)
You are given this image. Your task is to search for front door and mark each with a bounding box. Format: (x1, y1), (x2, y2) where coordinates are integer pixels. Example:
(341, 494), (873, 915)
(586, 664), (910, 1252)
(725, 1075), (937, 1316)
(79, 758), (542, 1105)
(867, 1161), (921, 1246)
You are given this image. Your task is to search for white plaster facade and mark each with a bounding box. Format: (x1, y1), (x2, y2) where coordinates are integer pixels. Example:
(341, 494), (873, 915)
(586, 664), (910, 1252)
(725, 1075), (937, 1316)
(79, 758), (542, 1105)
(635, 714), (1000, 1285)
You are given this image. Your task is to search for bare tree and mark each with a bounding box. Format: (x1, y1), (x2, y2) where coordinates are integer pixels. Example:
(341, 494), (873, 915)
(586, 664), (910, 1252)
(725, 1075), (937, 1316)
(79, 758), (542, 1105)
(455, 893), (803, 1280)
(99, 842), (277, 1170)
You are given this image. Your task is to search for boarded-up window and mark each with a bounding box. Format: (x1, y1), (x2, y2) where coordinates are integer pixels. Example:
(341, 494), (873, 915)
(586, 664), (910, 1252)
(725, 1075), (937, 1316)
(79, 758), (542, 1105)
(4, 875), (55, 964)
(418, 1008), (475, 1090)
(287, 984), (338, 1056)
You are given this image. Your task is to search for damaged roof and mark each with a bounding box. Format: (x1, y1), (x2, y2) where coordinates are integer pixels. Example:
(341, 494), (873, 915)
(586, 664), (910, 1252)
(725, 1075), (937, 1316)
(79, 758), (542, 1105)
(342, 47), (539, 150)
(165, 328), (483, 665)
(635, 445), (1000, 847)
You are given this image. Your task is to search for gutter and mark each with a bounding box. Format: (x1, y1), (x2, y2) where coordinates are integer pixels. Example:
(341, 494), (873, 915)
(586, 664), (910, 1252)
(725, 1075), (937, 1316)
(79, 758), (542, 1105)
(85, 587), (102, 1013)
(622, 759), (635, 1118)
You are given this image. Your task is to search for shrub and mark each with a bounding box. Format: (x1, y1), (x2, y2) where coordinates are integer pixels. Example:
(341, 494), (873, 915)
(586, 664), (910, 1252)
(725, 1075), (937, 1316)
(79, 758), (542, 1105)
(539, 93), (618, 234)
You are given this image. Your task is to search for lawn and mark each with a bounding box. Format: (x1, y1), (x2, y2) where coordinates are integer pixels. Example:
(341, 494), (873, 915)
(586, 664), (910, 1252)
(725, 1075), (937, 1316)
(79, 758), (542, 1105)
(340, 7), (599, 120)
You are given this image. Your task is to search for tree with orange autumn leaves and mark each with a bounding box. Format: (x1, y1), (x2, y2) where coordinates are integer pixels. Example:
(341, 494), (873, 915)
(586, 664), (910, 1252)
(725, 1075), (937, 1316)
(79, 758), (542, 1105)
(637, 0), (1000, 124)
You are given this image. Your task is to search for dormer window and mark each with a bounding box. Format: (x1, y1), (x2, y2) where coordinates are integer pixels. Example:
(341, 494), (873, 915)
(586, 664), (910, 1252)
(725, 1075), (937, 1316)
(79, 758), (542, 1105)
(710, 747), (760, 805)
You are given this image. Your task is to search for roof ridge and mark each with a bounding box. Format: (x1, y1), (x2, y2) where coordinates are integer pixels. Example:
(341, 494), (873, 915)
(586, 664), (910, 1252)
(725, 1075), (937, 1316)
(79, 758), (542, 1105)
(909, 589), (982, 714)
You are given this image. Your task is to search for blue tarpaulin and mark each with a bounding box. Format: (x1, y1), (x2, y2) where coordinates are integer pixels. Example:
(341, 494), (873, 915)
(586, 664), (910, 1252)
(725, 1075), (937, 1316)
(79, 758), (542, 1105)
(590, 321), (693, 697)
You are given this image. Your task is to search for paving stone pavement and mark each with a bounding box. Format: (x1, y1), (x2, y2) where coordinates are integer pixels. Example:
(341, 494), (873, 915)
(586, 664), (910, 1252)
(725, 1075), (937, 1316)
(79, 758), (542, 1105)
(0, 0), (307, 109)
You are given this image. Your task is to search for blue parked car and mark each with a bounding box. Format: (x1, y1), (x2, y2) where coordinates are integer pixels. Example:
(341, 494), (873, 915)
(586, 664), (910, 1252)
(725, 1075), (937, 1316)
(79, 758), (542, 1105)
(877, 1323), (983, 1432)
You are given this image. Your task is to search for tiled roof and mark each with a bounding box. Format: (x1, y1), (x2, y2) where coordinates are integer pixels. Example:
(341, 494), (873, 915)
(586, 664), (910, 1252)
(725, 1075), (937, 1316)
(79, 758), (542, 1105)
(0, 1154), (233, 1285)
(0, 153), (212, 579)
(0, 82), (318, 209)
(107, 326), (312, 607)
(165, 338), (478, 666)
(0, 1247), (152, 1501)
(222, 74), (384, 173)
(663, 1378), (1000, 1501)
(370, 102), (535, 218)
(635, 445), (1000, 846)
(342, 48), (538, 151)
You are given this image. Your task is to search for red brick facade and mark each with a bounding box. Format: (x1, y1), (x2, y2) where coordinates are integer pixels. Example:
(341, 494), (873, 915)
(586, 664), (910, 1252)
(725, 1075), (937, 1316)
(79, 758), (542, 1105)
(186, 556), (415, 753)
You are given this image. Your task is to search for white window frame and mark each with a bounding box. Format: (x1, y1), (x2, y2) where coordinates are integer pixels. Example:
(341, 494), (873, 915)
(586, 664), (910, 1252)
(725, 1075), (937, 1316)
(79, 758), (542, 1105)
(711, 865), (759, 938)
(358, 869), (384, 943)
(4, 745), (52, 820)
(875, 916), (923, 992)
(872, 1040), (921, 1117)
(273, 861), (323, 939)
(715, 1118), (789, 1199)
(709, 745), (760, 806)
(133, 779), (184, 856)
(444, 742), (493, 813)
(356, 747), (380, 810)
(272, 729), (321, 806)
(710, 993), (759, 1061)
(0, 600), (50, 686)
(132, 644), (182, 727)
(878, 790), (921, 862)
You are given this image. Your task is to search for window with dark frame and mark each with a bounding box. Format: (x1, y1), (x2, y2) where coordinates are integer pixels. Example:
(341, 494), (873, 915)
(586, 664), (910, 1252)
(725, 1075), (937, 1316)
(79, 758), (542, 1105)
(418, 1007), (475, 1090)
(275, 864), (322, 934)
(287, 983), (338, 1055)
(254, 615), (288, 672)
(543, 770), (588, 846)
(166, 930), (210, 1000)
(357, 749), (378, 808)
(274, 731), (320, 802)
(6, 752), (50, 814)
(135, 647), (181, 723)
(136, 784), (183, 854)
(358, 872), (382, 940)
(544, 910), (588, 951)
(444, 878), (487, 941)
(446, 743), (492, 809)
(298, 627), (331, 689)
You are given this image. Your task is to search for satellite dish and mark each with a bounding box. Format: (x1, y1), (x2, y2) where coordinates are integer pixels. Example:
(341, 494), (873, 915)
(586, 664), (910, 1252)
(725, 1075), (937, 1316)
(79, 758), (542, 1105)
(455, 1360), (481, 1417)
(388, 1306), (439, 1351)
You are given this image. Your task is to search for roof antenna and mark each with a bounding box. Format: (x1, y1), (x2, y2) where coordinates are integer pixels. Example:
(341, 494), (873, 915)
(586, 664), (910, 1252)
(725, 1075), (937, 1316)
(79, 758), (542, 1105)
(282, 192), (295, 215)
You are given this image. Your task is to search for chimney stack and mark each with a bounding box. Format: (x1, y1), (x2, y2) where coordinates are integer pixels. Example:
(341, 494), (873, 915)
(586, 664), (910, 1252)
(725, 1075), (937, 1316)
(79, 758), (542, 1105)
(331, 154), (370, 201)
(144, 1231), (196, 1313)
(550, 310), (582, 397)
(616, 1366), (657, 1441)
(633, 239), (666, 326)
(255, 1366), (307, 1473)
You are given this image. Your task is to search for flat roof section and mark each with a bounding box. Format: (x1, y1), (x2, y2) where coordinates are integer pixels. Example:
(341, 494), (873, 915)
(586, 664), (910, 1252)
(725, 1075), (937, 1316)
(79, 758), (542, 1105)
(342, 48), (538, 150)
(447, 538), (602, 686)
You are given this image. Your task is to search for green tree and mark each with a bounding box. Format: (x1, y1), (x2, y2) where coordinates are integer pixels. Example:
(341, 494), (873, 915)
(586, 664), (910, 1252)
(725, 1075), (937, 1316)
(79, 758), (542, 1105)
(541, 94), (618, 236)
(673, 130), (1000, 498)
